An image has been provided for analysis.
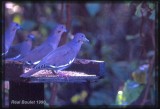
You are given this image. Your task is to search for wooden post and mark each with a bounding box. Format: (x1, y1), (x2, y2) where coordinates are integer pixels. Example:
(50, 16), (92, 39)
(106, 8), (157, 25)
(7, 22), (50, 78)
(4, 60), (45, 107)
(9, 82), (44, 108)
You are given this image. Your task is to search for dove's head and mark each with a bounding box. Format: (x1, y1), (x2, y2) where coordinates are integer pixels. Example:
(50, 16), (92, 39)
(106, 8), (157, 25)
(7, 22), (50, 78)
(10, 22), (22, 31)
(74, 33), (89, 44)
(27, 34), (35, 41)
(55, 24), (67, 34)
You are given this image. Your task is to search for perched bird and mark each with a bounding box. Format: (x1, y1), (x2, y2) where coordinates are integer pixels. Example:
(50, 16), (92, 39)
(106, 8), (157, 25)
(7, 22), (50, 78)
(3, 22), (21, 55)
(19, 24), (67, 65)
(5, 34), (35, 60)
(20, 33), (89, 78)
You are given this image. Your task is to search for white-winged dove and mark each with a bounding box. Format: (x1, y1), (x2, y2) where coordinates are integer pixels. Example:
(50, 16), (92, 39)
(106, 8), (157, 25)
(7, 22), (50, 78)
(20, 33), (89, 78)
(5, 34), (35, 60)
(19, 24), (67, 65)
(3, 22), (21, 55)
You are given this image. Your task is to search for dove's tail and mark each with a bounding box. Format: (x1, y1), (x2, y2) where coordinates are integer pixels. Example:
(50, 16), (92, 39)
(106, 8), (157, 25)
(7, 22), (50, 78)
(20, 69), (39, 78)
(5, 54), (22, 61)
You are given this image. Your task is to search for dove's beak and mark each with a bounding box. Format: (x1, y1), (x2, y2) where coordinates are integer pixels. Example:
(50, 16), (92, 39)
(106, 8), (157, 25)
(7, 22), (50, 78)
(64, 28), (67, 32)
(28, 34), (35, 41)
(16, 26), (23, 33)
(17, 26), (23, 30)
(84, 37), (89, 43)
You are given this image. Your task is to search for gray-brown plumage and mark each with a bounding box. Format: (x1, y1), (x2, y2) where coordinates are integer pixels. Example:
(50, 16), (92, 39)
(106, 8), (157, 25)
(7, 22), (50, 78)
(5, 34), (35, 60)
(3, 22), (21, 55)
(20, 33), (89, 78)
(19, 24), (67, 65)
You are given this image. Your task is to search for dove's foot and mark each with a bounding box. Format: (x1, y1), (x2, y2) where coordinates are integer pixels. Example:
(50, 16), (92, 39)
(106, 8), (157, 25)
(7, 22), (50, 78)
(57, 72), (69, 81)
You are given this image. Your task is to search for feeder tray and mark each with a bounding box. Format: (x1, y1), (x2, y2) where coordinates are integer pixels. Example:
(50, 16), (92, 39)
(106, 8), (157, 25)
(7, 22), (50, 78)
(4, 59), (106, 83)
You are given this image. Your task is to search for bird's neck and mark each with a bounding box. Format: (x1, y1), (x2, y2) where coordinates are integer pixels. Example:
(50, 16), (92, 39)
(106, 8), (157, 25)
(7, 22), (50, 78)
(26, 39), (32, 47)
(69, 40), (83, 55)
(6, 27), (17, 40)
(47, 32), (62, 45)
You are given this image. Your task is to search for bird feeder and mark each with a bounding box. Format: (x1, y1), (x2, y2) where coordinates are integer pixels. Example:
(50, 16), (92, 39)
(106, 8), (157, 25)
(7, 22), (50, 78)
(3, 59), (105, 107)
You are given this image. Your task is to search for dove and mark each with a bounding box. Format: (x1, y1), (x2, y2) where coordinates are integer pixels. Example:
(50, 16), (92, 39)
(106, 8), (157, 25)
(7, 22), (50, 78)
(2, 22), (21, 55)
(5, 34), (35, 60)
(19, 24), (67, 65)
(20, 33), (89, 78)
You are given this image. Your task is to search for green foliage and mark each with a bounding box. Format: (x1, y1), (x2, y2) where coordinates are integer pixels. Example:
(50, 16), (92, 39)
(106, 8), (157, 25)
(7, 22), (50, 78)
(135, 4), (142, 17)
(13, 14), (22, 24)
(115, 80), (144, 105)
(43, 21), (57, 30)
(89, 90), (113, 105)
(149, 10), (155, 20)
(126, 34), (139, 41)
(132, 64), (149, 84)
(85, 3), (100, 16)
(39, 26), (48, 37)
(21, 20), (37, 30)
(45, 7), (52, 15)
(148, 2), (155, 10)
(111, 61), (131, 82)
(70, 90), (88, 104)
(135, 2), (155, 20)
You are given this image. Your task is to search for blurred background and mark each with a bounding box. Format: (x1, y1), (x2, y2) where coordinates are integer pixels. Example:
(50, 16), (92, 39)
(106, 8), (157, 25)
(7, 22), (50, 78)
(2, 1), (157, 107)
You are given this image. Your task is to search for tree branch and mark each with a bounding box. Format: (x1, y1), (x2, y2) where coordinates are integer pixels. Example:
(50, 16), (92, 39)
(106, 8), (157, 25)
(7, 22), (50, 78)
(140, 18), (155, 106)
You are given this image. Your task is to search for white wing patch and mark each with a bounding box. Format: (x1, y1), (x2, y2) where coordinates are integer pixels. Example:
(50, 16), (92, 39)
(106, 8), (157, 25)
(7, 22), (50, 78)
(49, 58), (75, 69)
(26, 61), (32, 65)
(2, 50), (8, 56)
(13, 54), (21, 59)
(33, 60), (41, 65)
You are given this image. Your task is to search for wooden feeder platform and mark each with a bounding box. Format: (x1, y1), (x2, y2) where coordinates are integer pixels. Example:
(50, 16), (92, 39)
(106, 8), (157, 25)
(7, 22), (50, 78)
(3, 58), (106, 108)
(5, 59), (105, 83)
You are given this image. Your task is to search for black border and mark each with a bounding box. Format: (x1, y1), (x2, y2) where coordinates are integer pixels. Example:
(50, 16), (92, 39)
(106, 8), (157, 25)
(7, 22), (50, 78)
(0, 0), (159, 109)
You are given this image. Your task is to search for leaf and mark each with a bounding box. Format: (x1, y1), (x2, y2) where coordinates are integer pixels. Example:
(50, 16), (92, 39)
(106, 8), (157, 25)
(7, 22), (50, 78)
(45, 7), (52, 15)
(13, 14), (22, 24)
(125, 1), (132, 7)
(85, 3), (100, 16)
(44, 21), (57, 30)
(39, 26), (48, 37)
(71, 94), (80, 104)
(149, 10), (155, 20)
(126, 35), (135, 40)
(148, 3), (155, 10)
(116, 80), (144, 105)
(115, 90), (127, 105)
(135, 4), (142, 17)
(132, 64), (149, 84)
(21, 20), (37, 30)
(70, 90), (88, 104)
(80, 90), (88, 102)
(126, 34), (139, 40)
